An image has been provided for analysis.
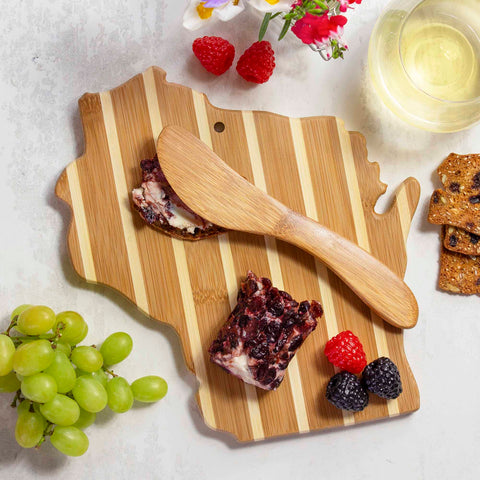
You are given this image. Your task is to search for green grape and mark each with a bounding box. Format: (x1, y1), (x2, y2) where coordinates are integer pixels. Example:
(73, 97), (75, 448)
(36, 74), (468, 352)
(72, 408), (96, 430)
(0, 334), (15, 376)
(17, 400), (32, 416)
(44, 352), (76, 394)
(17, 306), (56, 336)
(0, 371), (21, 392)
(15, 411), (46, 448)
(100, 332), (133, 366)
(55, 342), (71, 357)
(106, 377), (134, 413)
(54, 311), (88, 345)
(33, 402), (42, 415)
(40, 394), (80, 426)
(16, 373), (24, 382)
(90, 369), (108, 388)
(76, 368), (108, 388)
(21, 373), (57, 403)
(11, 305), (33, 334)
(13, 340), (54, 377)
(131, 376), (168, 403)
(72, 376), (108, 413)
(71, 346), (103, 373)
(11, 304), (33, 321)
(50, 426), (89, 457)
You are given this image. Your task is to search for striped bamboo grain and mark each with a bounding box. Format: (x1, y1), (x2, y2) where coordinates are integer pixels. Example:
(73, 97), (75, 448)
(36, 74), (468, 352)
(55, 67), (420, 442)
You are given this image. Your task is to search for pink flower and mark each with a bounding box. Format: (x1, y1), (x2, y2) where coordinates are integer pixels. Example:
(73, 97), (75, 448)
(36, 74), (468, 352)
(338, 0), (362, 13)
(291, 12), (348, 46)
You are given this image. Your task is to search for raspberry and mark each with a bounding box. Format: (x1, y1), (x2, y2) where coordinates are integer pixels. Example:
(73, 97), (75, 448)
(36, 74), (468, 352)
(362, 357), (402, 400)
(324, 330), (367, 374)
(236, 41), (275, 84)
(326, 372), (369, 412)
(192, 36), (235, 76)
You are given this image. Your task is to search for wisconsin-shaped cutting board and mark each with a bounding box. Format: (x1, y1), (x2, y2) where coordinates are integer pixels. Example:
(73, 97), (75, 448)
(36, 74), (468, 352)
(55, 67), (420, 442)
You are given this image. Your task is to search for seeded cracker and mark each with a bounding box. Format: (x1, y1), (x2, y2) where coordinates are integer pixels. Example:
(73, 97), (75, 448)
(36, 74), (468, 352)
(443, 226), (480, 256)
(428, 153), (480, 235)
(439, 244), (480, 295)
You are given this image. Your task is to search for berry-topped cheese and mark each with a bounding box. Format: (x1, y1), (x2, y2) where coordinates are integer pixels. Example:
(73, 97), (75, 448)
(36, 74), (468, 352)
(132, 156), (224, 240)
(209, 271), (323, 390)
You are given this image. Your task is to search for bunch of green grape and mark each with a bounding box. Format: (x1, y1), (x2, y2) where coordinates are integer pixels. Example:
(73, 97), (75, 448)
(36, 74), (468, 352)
(0, 305), (168, 457)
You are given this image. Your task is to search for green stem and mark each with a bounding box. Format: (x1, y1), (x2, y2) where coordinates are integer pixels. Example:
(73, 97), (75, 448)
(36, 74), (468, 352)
(44, 422), (55, 436)
(3, 316), (18, 336)
(103, 367), (117, 378)
(35, 437), (46, 449)
(36, 422), (54, 449)
(12, 336), (34, 342)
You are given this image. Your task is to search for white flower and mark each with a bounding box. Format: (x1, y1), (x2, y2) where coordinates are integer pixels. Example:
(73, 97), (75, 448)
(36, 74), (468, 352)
(182, 0), (293, 31)
(248, 0), (292, 13)
(183, 1), (245, 31)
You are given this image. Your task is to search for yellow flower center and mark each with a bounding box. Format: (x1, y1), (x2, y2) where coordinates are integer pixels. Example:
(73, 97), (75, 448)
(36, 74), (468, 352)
(196, 2), (214, 19)
(264, 0), (280, 5)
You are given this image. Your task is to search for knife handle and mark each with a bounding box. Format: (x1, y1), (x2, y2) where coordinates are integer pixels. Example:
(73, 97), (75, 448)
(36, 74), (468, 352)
(277, 211), (418, 329)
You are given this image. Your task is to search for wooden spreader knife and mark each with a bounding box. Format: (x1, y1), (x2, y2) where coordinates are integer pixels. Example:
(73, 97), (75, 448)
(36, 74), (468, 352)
(156, 126), (418, 330)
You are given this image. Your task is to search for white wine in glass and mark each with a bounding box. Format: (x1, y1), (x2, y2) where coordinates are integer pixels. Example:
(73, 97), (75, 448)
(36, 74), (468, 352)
(369, 0), (480, 132)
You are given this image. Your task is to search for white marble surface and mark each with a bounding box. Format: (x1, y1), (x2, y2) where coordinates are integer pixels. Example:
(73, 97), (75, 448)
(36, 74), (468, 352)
(0, 1), (479, 478)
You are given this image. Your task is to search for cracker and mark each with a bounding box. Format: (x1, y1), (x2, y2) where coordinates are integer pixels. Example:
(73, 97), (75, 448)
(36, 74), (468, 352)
(428, 153), (480, 235)
(439, 244), (480, 295)
(443, 226), (480, 256)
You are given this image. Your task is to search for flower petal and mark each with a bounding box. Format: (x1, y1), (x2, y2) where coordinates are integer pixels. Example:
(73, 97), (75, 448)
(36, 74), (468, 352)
(214, 2), (245, 21)
(183, 1), (216, 30)
(203, 0), (230, 7)
(248, 0), (292, 12)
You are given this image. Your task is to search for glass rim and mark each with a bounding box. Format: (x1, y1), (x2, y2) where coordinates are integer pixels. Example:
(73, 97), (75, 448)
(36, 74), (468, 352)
(397, 0), (480, 105)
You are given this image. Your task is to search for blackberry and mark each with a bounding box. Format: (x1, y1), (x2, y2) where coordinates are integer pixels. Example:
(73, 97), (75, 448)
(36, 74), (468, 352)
(326, 372), (369, 412)
(362, 357), (402, 400)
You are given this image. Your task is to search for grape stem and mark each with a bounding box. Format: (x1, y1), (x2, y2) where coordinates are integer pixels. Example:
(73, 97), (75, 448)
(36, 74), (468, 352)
(35, 437), (46, 449)
(3, 316), (18, 336)
(11, 337), (27, 348)
(36, 423), (54, 450)
(10, 390), (22, 408)
(103, 367), (118, 378)
(44, 422), (55, 437)
(48, 323), (65, 346)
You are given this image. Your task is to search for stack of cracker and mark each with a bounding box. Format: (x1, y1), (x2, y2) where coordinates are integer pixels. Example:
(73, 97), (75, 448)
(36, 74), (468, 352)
(428, 153), (480, 295)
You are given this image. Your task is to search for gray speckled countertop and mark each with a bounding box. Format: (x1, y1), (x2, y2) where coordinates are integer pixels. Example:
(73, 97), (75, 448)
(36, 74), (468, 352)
(0, 1), (479, 479)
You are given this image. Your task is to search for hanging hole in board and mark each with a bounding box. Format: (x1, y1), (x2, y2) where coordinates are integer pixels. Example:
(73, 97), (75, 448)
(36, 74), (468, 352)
(214, 122), (225, 133)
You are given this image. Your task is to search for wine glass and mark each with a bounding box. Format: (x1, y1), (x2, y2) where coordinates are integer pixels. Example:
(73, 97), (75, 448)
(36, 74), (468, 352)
(369, 0), (480, 132)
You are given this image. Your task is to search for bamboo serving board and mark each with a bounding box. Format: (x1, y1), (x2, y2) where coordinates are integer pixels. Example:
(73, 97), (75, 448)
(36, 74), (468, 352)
(55, 67), (420, 442)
